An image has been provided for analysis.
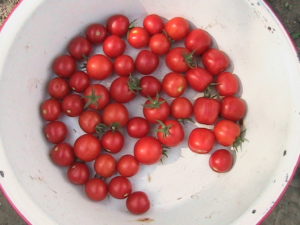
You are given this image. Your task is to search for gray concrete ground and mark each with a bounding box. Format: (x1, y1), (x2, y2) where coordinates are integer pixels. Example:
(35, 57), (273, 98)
(0, 0), (299, 224)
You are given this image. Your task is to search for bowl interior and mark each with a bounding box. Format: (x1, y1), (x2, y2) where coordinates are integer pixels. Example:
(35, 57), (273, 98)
(0, 0), (300, 225)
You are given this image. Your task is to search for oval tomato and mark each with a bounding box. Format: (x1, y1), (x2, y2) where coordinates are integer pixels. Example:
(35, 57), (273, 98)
(209, 149), (234, 173)
(162, 72), (187, 97)
(85, 178), (108, 201)
(157, 120), (184, 147)
(134, 136), (162, 164)
(202, 48), (230, 75)
(44, 121), (68, 144)
(74, 134), (101, 162)
(68, 36), (92, 60)
(101, 130), (124, 153)
(143, 96), (170, 123)
(166, 47), (192, 73)
(117, 155), (140, 177)
(61, 94), (84, 117)
(186, 68), (213, 92)
(165, 17), (190, 41)
(86, 24), (107, 44)
(216, 72), (240, 96)
(107, 14), (129, 37)
(109, 176), (132, 199)
(143, 14), (164, 34)
(140, 76), (161, 97)
(170, 97), (193, 119)
(188, 128), (215, 154)
(94, 154), (117, 178)
(214, 120), (241, 146)
(84, 84), (110, 110)
(114, 55), (135, 77)
(79, 110), (102, 133)
(50, 143), (75, 166)
(110, 77), (136, 103)
(194, 97), (220, 125)
(127, 27), (150, 48)
(221, 97), (247, 121)
(127, 117), (150, 138)
(102, 103), (129, 127)
(103, 35), (126, 58)
(41, 98), (61, 121)
(149, 33), (171, 55)
(67, 163), (90, 185)
(135, 50), (159, 75)
(185, 29), (212, 55)
(87, 54), (113, 80)
(52, 55), (76, 78)
(69, 71), (90, 93)
(48, 77), (70, 99)
(126, 191), (150, 214)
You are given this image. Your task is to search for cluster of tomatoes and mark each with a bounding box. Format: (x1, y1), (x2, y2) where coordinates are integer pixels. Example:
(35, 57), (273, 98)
(41, 14), (247, 215)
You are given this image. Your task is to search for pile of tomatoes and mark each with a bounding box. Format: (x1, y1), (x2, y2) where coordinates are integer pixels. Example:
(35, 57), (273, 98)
(41, 14), (247, 215)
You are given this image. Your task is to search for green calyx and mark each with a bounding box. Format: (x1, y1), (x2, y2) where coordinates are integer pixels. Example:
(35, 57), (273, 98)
(144, 94), (165, 109)
(232, 129), (247, 151)
(128, 75), (142, 93)
(95, 122), (120, 137)
(183, 50), (197, 68)
(84, 88), (101, 108)
(156, 120), (173, 138)
(204, 83), (220, 99)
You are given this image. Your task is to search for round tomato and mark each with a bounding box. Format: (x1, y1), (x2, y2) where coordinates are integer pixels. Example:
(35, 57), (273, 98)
(68, 36), (92, 60)
(135, 50), (159, 75)
(221, 97), (247, 121)
(107, 14), (129, 37)
(202, 48), (230, 75)
(85, 178), (108, 201)
(62, 94), (84, 117)
(188, 128), (215, 154)
(166, 47), (193, 73)
(128, 27), (150, 48)
(186, 68), (213, 92)
(86, 24), (107, 44)
(103, 35), (126, 58)
(102, 103), (129, 127)
(87, 54), (113, 80)
(50, 143), (75, 166)
(149, 33), (171, 55)
(216, 72), (240, 96)
(162, 72), (187, 97)
(209, 149), (234, 173)
(79, 110), (102, 133)
(185, 29), (212, 55)
(74, 134), (101, 162)
(170, 97), (193, 119)
(110, 77), (136, 103)
(84, 84), (110, 110)
(101, 130), (124, 153)
(94, 154), (117, 178)
(134, 136), (162, 164)
(44, 121), (68, 144)
(109, 176), (132, 199)
(127, 117), (150, 138)
(194, 97), (220, 125)
(140, 76), (161, 97)
(126, 191), (150, 215)
(48, 77), (70, 99)
(143, 14), (164, 34)
(157, 120), (184, 147)
(117, 155), (140, 177)
(114, 55), (135, 77)
(69, 71), (90, 93)
(165, 17), (190, 41)
(41, 98), (61, 121)
(214, 120), (241, 146)
(143, 96), (170, 123)
(67, 163), (90, 185)
(52, 55), (76, 78)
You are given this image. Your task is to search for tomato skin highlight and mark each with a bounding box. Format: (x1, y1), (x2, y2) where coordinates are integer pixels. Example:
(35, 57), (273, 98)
(86, 24), (107, 44)
(194, 97), (221, 125)
(126, 191), (150, 214)
(188, 128), (215, 154)
(166, 47), (191, 73)
(74, 134), (101, 162)
(117, 154), (140, 177)
(85, 178), (108, 201)
(134, 136), (162, 165)
(162, 72), (187, 97)
(143, 14), (164, 34)
(69, 71), (90, 93)
(140, 76), (161, 98)
(109, 176), (132, 199)
(127, 117), (150, 138)
(209, 149), (234, 173)
(87, 54), (113, 80)
(52, 55), (76, 78)
(110, 77), (136, 103)
(41, 98), (61, 121)
(102, 103), (129, 127)
(216, 72), (240, 96)
(103, 35), (126, 58)
(67, 162), (90, 185)
(221, 96), (247, 121)
(135, 50), (159, 75)
(149, 33), (171, 55)
(170, 97), (193, 119)
(79, 110), (102, 134)
(101, 130), (124, 154)
(94, 154), (117, 178)
(68, 36), (92, 60)
(50, 143), (75, 167)
(214, 120), (241, 146)
(107, 15), (130, 37)
(128, 27), (150, 48)
(48, 77), (70, 99)
(61, 94), (84, 117)
(114, 55), (135, 77)
(202, 48), (230, 75)
(44, 121), (68, 144)
(186, 68), (213, 92)
(165, 17), (190, 41)
(185, 29), (212, 55)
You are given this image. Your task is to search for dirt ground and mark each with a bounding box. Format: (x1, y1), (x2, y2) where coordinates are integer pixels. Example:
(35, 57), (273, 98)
(0, 0), (299, 225)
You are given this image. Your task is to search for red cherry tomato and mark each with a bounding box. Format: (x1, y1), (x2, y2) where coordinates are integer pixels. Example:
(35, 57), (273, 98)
(50, 143), (75, 166)
(94, 154), (117, 178)
(128, 27), (150, 48)
(140, 76), (161, 97)
(135, 50), (159, 75)
(202, 48), (230, 75)
(86, 24), (107, 44)
(87, 54), (113, 80)
(101, 131), (124, 153)
(52, 55), (76, 78)
(134, 136), (162, 164)
(188, 128), (215, 154)
(126, 191), (150, 214)
(102, 103), (129, 127)
(170, 97), (193, 119)
(143, 14), (164, 34)
(127, 117), (150, 138)
(74, 134), (101, 162)
(107, 14), (130, 37)
(194, 97), (220, 125)
(69, 71), (90, 93)
(41, 98), (61, 121)
(186, 68), (213, 92)
(149, 33), (171, 55)
(68, 36), (92, 60)
(209, 149), (234, 173)
(85, 178), (108, 201)
(143, 97), (170, 123)
(185, 29), (212, 55)
(214, 120), (241, 146)
(157, 120), (184, 147)
(62, 94), (84, 117)
(216, 72), (240, 96)
(103, 35), (126, 58)
(114, 55), (135, 77)
(44, 121), (68, 144)
(110, 77), (136, 103)
(109, 176), (132, 199)
(166, 47), (192, 73)
(84, 84), (110, 110)
(162, 72), (187, 97)
(221, 97), (247, 121)
(165, 17), (190, 41)
(48, 77), (70, 99)
(67, 163), (90, 185)
(79, 110), (102, 134)
(117, 155), (140, 177)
